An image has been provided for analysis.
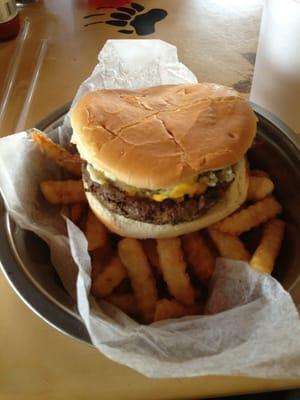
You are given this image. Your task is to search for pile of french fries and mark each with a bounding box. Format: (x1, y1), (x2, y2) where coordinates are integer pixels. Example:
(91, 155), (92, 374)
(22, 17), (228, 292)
(32, 129), (285, 324)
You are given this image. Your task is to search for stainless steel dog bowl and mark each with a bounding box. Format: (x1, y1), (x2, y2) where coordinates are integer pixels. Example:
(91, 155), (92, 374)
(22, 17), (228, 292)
(0, 103), (300, 343)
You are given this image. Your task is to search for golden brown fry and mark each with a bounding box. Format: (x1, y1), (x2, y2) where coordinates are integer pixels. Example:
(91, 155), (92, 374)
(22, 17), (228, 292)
(156, 238), (195, 305)
(70, 203), (85, 224)
(91, 250), (105, 280)
(91, 255), (127, 298)
(90, 245), (114, 280)
(208, 228), (250, 261)
(118, 238), (158, 324)
(31, 129), (82, 177)
(250, 218), (285, 274)
(40, 180), (86, 204)
(85, 210), (108, 251)
(251, 169), (270, 178)
(154, 299), (203, 322)
(213, 196), (282, 235)
(142, 239), (161, 274)
(182, 232), (215, 282)
(77, 205), (88, 232)
(105, 293), (139, 317)
(247, 176), (274, 201)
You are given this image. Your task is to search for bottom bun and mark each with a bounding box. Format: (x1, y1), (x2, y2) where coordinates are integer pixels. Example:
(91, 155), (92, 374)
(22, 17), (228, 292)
(85, 158), (249, 239)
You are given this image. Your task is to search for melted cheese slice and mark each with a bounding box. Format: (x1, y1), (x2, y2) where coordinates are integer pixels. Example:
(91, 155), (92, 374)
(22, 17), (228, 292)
(152, 181), (208, 201)
(87, 164), (208, 202)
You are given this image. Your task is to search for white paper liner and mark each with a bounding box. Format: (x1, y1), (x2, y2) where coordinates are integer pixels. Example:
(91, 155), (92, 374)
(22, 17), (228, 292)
(1, 39), (300, 379)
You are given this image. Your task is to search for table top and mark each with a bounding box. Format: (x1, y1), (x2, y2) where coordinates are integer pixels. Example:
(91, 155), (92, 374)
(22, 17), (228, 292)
(0, 0), (262, 136)
(1, 1), (299, 399)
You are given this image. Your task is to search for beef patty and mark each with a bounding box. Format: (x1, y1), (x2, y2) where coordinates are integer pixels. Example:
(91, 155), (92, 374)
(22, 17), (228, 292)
(83, 165), (232, 225)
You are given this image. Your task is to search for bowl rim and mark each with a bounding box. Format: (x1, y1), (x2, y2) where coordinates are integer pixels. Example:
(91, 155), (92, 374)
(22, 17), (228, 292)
(0, 102), (299, 344)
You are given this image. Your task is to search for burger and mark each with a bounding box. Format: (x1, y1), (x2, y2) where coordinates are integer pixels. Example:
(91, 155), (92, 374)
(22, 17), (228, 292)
(70, 83), (257, 238)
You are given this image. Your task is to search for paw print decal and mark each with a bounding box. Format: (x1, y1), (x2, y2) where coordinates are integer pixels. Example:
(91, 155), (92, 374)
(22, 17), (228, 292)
(84, 2), (167, 35)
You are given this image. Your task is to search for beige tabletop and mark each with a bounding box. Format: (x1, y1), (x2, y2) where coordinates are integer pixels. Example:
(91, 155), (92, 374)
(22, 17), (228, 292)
(1, 1), (299, 399)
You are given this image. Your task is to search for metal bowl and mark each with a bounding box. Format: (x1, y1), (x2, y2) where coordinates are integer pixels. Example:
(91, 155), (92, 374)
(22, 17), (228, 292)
(0, 103), (300, 343)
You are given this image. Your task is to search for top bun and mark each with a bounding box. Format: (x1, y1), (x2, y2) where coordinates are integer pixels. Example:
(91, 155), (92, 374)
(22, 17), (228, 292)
(71, 83), (256, 190)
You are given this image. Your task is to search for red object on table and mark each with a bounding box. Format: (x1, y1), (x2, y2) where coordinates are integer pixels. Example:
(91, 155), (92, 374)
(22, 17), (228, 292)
(0, 0), (20, 40)
(88, 0), (129, 7)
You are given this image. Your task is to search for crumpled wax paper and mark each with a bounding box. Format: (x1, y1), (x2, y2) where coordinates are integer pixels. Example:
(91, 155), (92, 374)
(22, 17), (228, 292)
(1, 39), (300, 378)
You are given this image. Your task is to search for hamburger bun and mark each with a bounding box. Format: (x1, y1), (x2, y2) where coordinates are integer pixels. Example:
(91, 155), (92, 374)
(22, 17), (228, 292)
(71, 83), (256, 190)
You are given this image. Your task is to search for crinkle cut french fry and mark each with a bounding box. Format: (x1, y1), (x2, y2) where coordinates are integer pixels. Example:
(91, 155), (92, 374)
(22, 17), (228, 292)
(91, 249), (105, 280)
(105, 293), (139, 317)
(91, 255), (127, 298)
(40, 180), (86, 204)
(142, 239), (161, 274)
(77, 205), (88, 233)
(70, 203), (85, 224)
(208, 228), (250, 261)
(118, 238), (158, 324)
(91, 245), (114, 280)
(250, 218), (285, 274)
(181, 232), (215, 282)
(156, 238), (195, 305)
(31, 129), (82, 177)
(213, 196), (282, 235)
(85, 210), (108, 251)
(154, 299), (203, 322)
(251, 169), (270, 178)
(247, 176), (274, 201)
